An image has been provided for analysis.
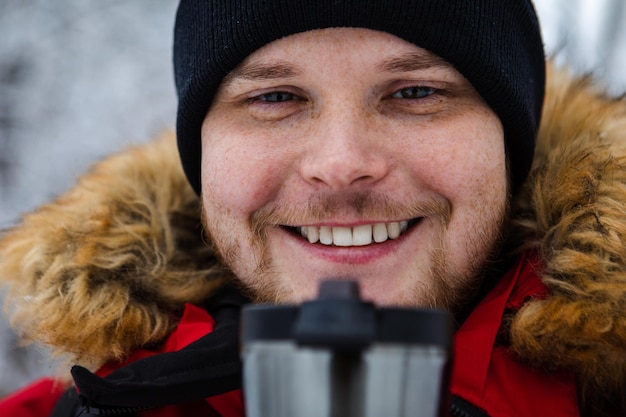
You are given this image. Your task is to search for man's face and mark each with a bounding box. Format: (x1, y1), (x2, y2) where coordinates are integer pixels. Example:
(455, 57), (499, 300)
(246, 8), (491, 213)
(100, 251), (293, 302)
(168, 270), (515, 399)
(200, 28), (508, 310)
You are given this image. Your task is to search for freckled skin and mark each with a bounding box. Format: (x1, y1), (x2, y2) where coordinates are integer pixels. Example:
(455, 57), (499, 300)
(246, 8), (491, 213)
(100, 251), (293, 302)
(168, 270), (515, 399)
(200, 28), (508, 309)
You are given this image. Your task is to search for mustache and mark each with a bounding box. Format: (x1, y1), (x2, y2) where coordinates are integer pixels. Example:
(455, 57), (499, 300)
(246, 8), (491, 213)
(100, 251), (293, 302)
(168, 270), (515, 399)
(250, 192), (451, 238)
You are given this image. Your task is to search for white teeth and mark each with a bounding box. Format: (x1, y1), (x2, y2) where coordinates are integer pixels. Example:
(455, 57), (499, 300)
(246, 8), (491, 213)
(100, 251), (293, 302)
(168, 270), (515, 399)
(387, 222), (401, 239)
(299, 221), (411, 246)
(373, 223), (388, 243)
(319, 226), (333, 245)
(306, 225), (319, 244)
(352, 224), (373, 246)
(332, 226), (353, 247)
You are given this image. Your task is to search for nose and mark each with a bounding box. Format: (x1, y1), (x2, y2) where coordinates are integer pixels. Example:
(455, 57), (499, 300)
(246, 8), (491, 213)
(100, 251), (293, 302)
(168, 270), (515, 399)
(299, 104), (390, 190)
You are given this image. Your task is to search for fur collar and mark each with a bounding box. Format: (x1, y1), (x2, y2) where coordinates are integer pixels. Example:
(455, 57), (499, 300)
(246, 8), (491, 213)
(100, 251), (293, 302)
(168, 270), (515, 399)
(509, 64), (626, 416)
(1, 63), (625, 415)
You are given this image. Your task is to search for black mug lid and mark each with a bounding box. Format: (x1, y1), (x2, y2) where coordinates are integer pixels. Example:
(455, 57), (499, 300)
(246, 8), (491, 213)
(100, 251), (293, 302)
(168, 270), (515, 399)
(241, 280), (453, 352)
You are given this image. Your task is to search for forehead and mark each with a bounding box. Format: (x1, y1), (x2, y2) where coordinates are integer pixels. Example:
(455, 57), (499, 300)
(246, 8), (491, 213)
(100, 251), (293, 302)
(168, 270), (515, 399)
(222, 28), (456, 85)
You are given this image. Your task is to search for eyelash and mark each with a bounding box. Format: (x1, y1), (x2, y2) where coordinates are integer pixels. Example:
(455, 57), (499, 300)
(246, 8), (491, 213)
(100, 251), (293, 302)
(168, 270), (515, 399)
(254, 91), (300, 103)
(390, 86), (438, 100)
(248, 91), (302, 105)
(246, 85), (442, 110)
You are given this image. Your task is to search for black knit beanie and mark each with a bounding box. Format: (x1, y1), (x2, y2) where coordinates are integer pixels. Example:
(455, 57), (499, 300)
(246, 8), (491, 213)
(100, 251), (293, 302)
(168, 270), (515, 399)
(173, 0), (546, 195)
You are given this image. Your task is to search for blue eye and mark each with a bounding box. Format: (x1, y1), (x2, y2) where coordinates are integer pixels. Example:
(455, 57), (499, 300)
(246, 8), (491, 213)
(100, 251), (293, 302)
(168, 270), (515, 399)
(392, 86), (436, 99)
(257, 92), (299, 102)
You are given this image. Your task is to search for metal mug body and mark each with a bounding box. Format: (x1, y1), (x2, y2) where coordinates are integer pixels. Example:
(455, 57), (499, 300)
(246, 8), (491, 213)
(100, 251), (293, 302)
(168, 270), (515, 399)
(243, 341), (449, 417)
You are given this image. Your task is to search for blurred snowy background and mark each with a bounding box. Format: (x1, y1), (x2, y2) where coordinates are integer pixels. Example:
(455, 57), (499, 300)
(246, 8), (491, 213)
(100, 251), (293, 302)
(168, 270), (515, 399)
(1, 0), (625, 397)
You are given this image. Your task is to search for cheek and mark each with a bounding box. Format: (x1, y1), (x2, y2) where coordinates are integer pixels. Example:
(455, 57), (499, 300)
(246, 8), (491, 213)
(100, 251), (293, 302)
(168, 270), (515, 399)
(425, 112), (507, 201)
(200, 130), (287, 215)
(462, 116), (506, 199)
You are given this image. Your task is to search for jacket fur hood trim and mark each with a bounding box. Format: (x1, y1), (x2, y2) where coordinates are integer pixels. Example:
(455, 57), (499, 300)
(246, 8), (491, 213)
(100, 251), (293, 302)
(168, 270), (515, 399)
(0, 134), (232, 370)
(1, 63), (625, 414)
(509, 64), (626, 415)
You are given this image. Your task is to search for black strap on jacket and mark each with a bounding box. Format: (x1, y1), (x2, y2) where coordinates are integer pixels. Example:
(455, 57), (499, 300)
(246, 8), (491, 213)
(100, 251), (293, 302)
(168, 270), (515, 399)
(60, 285), (247, 416)
(49, 284), (491, 417)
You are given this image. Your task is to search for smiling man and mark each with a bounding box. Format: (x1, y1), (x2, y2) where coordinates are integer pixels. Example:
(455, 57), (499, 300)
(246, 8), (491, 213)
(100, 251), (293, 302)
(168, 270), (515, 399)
(2, 1), (626, 417)
(198, 28), (508, 311)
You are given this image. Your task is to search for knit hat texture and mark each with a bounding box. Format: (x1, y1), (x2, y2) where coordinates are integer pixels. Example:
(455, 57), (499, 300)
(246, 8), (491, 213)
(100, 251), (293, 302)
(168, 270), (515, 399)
(174, 0), (546, 195)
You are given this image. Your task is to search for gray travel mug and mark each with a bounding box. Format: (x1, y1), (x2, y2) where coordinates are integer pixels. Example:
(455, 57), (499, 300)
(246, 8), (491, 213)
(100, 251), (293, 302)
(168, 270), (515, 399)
(241, 280), (454, 417)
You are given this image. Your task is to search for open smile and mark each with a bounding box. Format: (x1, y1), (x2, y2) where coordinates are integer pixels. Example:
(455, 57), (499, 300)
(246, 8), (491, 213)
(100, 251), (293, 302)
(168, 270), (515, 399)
(289, 219), (422, 247)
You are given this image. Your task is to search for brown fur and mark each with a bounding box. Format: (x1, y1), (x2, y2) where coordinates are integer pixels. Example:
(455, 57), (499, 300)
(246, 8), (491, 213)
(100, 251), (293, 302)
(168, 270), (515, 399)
(1, 64), (625, 415)
(510, 65), (626, 416)
(0, 133), (231, 370)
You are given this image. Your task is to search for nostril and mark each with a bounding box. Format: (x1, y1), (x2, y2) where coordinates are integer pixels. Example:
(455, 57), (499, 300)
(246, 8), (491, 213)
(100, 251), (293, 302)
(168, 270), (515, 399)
(301, 157), (389, 189)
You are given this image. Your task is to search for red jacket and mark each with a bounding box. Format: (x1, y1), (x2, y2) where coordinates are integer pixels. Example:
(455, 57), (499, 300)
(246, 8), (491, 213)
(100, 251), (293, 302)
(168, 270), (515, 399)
(0, 252), (579, 417)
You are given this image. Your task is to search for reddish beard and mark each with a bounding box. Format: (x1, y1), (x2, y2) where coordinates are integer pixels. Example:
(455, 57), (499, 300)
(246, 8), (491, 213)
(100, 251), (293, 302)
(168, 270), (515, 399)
(201, 190), (509, 312)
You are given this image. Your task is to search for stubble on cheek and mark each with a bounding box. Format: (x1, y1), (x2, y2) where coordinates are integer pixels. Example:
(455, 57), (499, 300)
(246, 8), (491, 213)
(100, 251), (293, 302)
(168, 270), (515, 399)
(421, 193), (510, 314)
(245, 193), (457, 305)
(200, 198), (293, 303)
(201, 188), (508, 309)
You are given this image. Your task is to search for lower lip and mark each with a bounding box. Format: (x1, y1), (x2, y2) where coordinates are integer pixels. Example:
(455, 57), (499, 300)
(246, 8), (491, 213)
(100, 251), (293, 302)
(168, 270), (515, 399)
(283, 226), (414, 265)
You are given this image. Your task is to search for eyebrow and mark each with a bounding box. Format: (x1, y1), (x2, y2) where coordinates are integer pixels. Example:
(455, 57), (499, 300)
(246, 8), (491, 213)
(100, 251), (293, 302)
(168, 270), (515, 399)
(376, 51), (453, 73)
(221, 50), (452, 87)
(222, 61), (303, 86)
